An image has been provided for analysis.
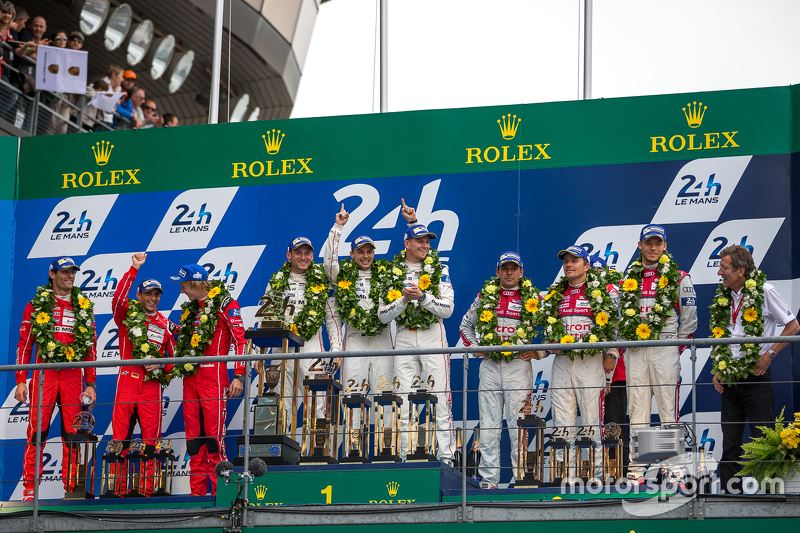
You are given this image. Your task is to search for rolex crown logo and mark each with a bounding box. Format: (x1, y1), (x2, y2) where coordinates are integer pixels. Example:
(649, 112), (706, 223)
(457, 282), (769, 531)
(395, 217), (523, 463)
(497, 113), (521, 140)
(254, 485), (268, 500)
(386, 481), (399, 497)
(262, 129), (285, 155)
(91, 140), (114, 166)
(682, 101), (706, 129)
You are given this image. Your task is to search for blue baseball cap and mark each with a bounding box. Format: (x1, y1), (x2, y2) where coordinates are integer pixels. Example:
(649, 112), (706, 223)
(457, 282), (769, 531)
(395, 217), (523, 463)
(137, 278), (163, 293)
(288, 236), (314, 251)
(640, 224), (667, 241)
(351, 236), (375, 251)
(49, 256), (80, 271)
(170, 264), (208, 282)
(557, 245), (589, 261)
(405, 224), (437, 240)
(497, 251), (523, 269)
(589, 254), (607, 269)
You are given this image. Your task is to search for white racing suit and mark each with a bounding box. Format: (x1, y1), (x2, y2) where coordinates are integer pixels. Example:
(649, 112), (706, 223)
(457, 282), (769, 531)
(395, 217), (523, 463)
(322, 224), (395, 450)
(263, 271), (342, 437)
(460, 286), (533, 486)
(625, 264), (696, 473)
(378, 262), (456, 461)
(550, 282), (620, 482)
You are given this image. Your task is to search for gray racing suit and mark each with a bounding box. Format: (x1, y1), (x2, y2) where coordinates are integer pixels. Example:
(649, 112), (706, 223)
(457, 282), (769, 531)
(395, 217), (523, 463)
(378, 261), (456, 461)
(460, 286), (533, 486)
(625, 262), (697, 473)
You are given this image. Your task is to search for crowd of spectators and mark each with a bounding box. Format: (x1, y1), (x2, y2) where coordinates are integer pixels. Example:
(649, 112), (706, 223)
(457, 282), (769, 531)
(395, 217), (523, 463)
(0, 2), (180, 134)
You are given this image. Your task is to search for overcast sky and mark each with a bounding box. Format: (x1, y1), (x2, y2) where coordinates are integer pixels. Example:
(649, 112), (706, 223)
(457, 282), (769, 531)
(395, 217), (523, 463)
(291, 0), (800, 118)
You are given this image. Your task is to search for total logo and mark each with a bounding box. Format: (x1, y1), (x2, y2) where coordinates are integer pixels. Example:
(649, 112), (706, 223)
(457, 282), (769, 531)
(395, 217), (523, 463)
(651, 155), (751, 224)
(330, 178), (459, 256)
(231, 129), (313, 179)
(147, 187), (238, 252)
(62, 140), (142, 189)
(687, 218), (784, 285)
(27, 195), (118, 258)
(649, 101), (740, 153)
(465, 113), (551, 165)
(551, 225), (643, 285)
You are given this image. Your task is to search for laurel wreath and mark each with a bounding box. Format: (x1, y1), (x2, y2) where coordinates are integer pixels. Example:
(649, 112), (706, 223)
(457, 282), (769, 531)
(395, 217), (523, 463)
(537, 268), (618, 360)
(173, 280), (230, 378)
(382, 248), (444, 330)
(335, 258), (389, 336)
(709, 268), (767, 383)
(473, 277), (541, 362)
(267, 261), (328, 341)
(618, 251), (681, 341)
(29, 284), (95, 364)
(122, 299), (173, 386)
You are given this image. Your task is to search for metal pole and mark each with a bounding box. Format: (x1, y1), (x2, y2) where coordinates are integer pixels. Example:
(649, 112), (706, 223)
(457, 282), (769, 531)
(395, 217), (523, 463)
(379, 0), (388, 112)
(461, 355), (468, 522)
(690, 344), (699, 498)
(208, 0), (225, 124)
(31, 369), (44, 530)
(583, 0), (592, 100)
(241, 361), (252, 525)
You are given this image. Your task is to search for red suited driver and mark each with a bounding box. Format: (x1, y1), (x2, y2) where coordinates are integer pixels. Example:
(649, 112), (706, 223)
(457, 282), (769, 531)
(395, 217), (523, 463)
(111, 253), (175, 496)
(172, 264), (247, 496)
(15, 257), (97, 502)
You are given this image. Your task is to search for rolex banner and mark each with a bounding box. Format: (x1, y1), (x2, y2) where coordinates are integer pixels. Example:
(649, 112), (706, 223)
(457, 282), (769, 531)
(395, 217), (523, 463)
(0, 85), (799, 499)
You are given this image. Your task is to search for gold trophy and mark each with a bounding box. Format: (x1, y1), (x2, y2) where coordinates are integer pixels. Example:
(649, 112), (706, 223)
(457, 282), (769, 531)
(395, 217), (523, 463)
(548, 436), (569, 485)
(406, 389), (438, 462)
(575, 436), (596, 483)
(341, 394), (372, 463)
(64, 394), (98, 499)
(373, 390), (403, 462)
(100, 440), (124, 498)
(124, 439), (147, 498)
(515, 412), (546, 488)
(601, 423), (623, 484)
(151, 439), (175, 497)
(300, 358), (342, 464)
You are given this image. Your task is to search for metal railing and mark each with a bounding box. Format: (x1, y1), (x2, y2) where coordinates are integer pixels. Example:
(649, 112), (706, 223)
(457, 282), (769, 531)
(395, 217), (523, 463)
(2, 333), (799, 529)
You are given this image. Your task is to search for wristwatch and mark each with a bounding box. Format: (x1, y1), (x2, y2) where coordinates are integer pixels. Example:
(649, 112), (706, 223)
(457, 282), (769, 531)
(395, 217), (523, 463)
(418, 294), (427, 304)
(768, 349), (777, 358)
(234, 374), (245, 382)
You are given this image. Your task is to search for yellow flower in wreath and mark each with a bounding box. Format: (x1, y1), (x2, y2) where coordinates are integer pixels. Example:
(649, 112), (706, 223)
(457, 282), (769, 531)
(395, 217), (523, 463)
(525, 299), (539, 313)
(658, 276), (669, 289)
(184, 363), (194, 372)
(64, 346), (75, 361)
(46, 341), (56, 352)
(588, 334), (599, 342)
(625, 308), (637, 317)
(595, 311), (609, 326)
(207, 286), (221, 299)
(424, 257), (434, 265)
(78, 297), (91, 309)
(560, 335), (575, 344)
(181, 309), (191, 322)
(622, 279), (638, 292)
(591, 289), (602, 299)
(547, 316), (557, 324)
(418, 274), (431, 290)
(743, 308), (758, 322)
(190, 333), (201, 347)
(200, 314), (208, 323)
(544, 291), (555, 301)
(35, 312), (50, 324)
(636, 323), (651, 340)
(718, 360), (727, 371)
(392, 267), (403, 276)
(337, 280), (353, 290)
(479, 310), (494, 323)
(659, 254), (670, 264)
(717, 297), (729, 306)
(310, 284), (326, 293)
(289, 324), (299, 335)
(711, 327), (726, 338)
(387, 289), (403, 302)
(501, 341), (512, 356)
(745, 279), (757, 290)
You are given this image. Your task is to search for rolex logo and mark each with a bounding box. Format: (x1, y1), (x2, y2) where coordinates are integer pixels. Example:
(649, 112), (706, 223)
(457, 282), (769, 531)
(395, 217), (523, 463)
(254, 485), (268, 500)
(262, 129), (285, 155)
(497, 114), (521, 140)
(91, 140), (114, 166)
(682, 101), (706, 129)
(386, 481), (399, 497)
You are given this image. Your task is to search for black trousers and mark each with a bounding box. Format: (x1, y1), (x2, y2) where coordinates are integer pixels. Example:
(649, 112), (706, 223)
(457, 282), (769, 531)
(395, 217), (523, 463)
(603, 380), (630, 473)
(718, 368), (774, 494)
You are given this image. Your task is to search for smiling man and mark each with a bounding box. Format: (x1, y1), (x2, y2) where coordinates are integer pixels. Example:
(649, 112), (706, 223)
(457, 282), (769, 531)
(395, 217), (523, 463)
(711, 245), (798, 494)
(620, 225), (696, 483)
(15, 257), (97, 501)
(110, 253), (175, 496)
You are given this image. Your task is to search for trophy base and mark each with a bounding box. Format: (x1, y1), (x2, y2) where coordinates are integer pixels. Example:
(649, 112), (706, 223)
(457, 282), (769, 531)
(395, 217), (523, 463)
(123, 490), (146, 498)
(99, 492), (122, 499)
(406, 452), (438, 462)
(514, 478), (544, 488)
(299, 453), (339, 465)
(372, 454), (402, 463)
(235, 435), (300, 466)
(150, 489), (172, 497)
(63, 490), (95, 500)
(548, 477), (564, 486)
(340, 454), (371, 464)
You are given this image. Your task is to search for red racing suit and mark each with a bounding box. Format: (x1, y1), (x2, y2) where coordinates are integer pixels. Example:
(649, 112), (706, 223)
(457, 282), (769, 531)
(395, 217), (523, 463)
(111, 267), (175, 495)
(16, 291), (97, 493)
(182, 294), (247, 496)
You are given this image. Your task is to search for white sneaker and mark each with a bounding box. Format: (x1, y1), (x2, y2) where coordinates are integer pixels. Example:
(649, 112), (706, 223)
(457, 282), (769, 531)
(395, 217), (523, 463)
(479, 480), (497, 489)
(626, 471), (645, 485)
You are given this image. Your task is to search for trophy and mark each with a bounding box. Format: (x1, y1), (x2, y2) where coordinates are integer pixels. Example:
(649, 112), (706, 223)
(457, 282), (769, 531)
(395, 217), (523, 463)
(100, 440), (124, 498)
(548, 436), (569, 485)
(63, 394), (98, 499)
(601, 423), (623, 484)
(341, 394), (372, 463)
(575, 436), (596, 483)
(253, 364), (285, 435)
(151, 439), (175, 497)
(124, 439), (147, 498)
(515, 413), (546, 488)
(406, 390), (438, 462)
(373, 391), (403, 462)
(300, 358), (342, 464)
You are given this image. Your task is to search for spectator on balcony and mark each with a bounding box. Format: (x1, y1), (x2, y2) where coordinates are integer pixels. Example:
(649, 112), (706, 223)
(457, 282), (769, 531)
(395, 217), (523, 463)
(121, 69), (136, 91)
(141, 99), (163, 128)
(67, 31), (84, 50)
(84, 78), (108, 131)
(10, 6), (27, 34)
(50, 30), (72, 133)
(0, 2), (16, 120)
(50, 30), (67, 47)
(15, 15), (48, 63)
(98, 64), (123, 126)
(162, 113), (179, 127)
(113, 85), (144, 130)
